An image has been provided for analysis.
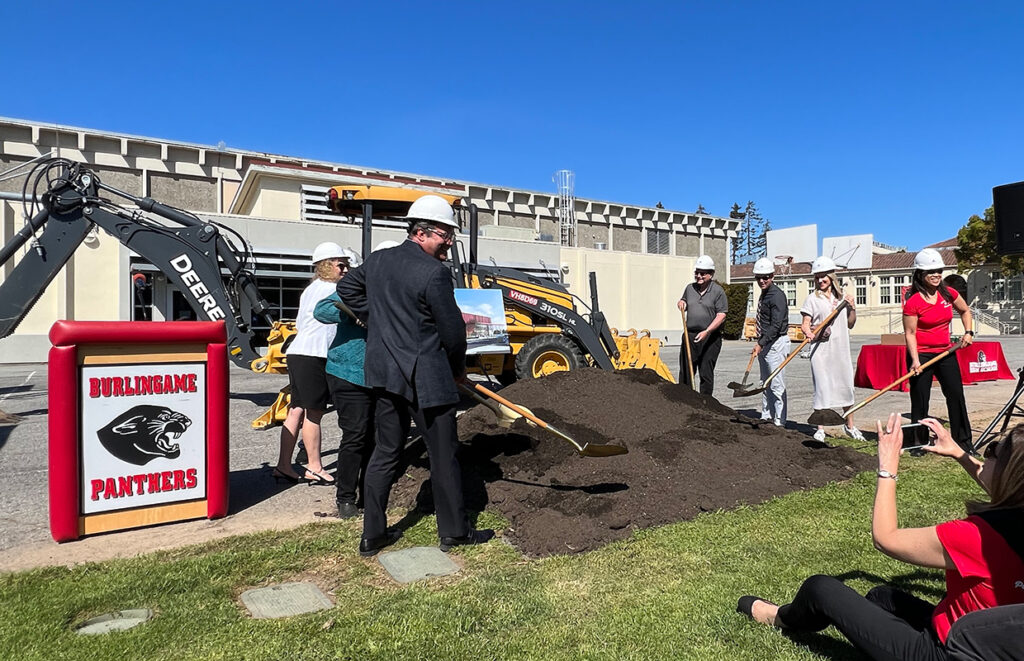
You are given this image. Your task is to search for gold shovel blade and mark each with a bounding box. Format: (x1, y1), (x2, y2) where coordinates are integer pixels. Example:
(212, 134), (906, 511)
(579, 443), (629, 457)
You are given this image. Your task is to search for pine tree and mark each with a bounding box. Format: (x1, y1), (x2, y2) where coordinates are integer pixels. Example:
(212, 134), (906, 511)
(729, 203), (747, 262)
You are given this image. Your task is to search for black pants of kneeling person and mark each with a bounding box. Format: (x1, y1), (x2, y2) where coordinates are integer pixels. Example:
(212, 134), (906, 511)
(907, 351), (971, 449)
(776, 575), (949, 661)
(326, 374), (374, 507)
(361, 391), (469, 542)
(679, 331), (722, 396)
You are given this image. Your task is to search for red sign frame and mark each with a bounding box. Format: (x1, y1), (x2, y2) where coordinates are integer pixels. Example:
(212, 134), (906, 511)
(48, 321), (229, 542)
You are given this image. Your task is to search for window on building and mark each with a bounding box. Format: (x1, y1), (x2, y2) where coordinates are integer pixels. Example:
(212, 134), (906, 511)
(1010, 277), (1023, 302)
(855, 277), (867, 306)
(646, 229), (670, 255)
(782, 280), (797, 307)
(879, 274), (909, 306)
(992, 271), (1006, 302)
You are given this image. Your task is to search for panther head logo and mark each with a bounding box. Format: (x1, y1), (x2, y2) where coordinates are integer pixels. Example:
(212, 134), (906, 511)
(96, 405), (191, 466)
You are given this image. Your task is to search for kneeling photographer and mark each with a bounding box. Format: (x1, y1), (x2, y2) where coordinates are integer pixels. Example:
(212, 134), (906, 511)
(737, 414), (1024, 660)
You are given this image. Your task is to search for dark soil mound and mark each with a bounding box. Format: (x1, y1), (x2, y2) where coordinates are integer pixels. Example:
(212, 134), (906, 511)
(389, 369), (874, 557)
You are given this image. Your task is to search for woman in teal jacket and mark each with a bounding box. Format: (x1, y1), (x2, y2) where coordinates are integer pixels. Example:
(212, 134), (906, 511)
(313, 251), (373, 519)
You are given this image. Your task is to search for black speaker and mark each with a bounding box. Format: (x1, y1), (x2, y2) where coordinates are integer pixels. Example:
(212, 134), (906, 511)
(994, 181), (1024, 255)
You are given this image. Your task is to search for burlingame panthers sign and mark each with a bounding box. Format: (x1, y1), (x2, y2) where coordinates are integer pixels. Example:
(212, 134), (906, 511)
(80, 363), (207, 514)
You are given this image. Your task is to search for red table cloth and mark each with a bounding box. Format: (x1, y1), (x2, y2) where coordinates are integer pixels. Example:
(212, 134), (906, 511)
(854, 341), (1014, 392)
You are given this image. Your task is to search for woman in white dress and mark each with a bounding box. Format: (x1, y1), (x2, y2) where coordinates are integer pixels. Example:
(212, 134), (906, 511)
(800, 256), (864, 442)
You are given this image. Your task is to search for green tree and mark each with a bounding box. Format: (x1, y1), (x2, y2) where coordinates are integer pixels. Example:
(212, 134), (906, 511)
(719, 280), (751, 340)
(729, 203), (747, 262)
(955, 206), (1024, 275)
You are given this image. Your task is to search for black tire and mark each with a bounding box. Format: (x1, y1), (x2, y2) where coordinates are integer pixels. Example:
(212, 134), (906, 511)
(514, 334), (585, 380)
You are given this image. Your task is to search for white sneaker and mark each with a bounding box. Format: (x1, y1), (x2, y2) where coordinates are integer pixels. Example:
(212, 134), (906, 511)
(813, 428), (826, 442)
(844, 425), (866, 441)
(760, 415), (772, 422)
(774, 419), (785, 428)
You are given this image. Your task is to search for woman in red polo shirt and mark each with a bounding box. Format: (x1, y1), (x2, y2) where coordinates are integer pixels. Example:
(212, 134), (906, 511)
(902, 248), (974, 451)
(736, 415), (1024, 660)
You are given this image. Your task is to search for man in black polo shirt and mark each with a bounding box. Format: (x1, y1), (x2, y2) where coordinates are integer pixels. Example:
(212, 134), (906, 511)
(677, 255), (728, 395)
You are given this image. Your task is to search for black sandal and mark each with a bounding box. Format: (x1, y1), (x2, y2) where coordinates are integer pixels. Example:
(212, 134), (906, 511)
(271, 468), (300, 485)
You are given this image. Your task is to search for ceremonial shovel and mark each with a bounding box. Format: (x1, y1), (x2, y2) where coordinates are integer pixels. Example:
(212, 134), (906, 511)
(680, 310), (696, 392)
(729, 300), (849, 398)
(465, 383), (629, 458)
(727, 350), (758, 393)
(807, 345), (960, 426)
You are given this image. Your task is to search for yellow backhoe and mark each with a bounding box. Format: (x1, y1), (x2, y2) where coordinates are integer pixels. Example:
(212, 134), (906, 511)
(251, 185), (673, 429)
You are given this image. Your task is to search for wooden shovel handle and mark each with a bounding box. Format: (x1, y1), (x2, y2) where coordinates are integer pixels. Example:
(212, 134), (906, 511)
(844, 345), (959, 417)
(471, 383), (550, 430)
(743, 350), (757, 373)
(763, 300), (850, 382)
(680, 310), (696, 390)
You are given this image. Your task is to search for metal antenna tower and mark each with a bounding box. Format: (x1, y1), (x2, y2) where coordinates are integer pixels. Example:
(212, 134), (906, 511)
(553, 169), (576, 247)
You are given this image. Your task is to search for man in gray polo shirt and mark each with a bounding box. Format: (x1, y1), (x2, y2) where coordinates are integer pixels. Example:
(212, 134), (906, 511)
(677, 255), (729, 395)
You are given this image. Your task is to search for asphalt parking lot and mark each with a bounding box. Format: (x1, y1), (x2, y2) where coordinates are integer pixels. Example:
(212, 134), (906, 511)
(2, 336), (1023, 570)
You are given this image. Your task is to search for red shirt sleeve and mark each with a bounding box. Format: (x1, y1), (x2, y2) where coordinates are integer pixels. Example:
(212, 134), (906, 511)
(936, 518), (987, 578)
(902, 293), (921, 318)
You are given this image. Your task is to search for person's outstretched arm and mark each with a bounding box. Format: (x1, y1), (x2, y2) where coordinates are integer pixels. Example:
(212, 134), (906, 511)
(919, 418), (987, 492)
(871, 413), (954, 570)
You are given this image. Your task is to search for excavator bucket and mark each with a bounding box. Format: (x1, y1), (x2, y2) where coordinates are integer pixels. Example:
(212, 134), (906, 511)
(635, 330), (676, 384)
(251, 321), (295, 375)
(610, 329), (676, 384)
(251, 321), (296, 429)
(252, 385), (292, 430)
(611, 329), (641, 369)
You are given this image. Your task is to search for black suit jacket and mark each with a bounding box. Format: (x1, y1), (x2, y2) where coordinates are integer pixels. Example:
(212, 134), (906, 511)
(337, 239), (467, 408)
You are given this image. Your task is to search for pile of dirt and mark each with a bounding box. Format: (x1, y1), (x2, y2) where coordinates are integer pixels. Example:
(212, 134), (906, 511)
(389, 369), (874, 557)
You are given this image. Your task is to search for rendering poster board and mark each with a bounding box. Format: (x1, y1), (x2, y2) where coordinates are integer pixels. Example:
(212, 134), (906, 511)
(455, 289), (511, 355)
(48, 320), (229, 542)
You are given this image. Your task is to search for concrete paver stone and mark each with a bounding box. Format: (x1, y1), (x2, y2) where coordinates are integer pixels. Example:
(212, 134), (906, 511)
(240, 582), (333, 619)
(378, 546), (460, 583)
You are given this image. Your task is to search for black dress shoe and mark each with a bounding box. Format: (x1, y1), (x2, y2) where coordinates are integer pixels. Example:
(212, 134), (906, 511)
(359, 530), (401, 557)
(439, 528), (495, 552)
(336, 501), (360, 519)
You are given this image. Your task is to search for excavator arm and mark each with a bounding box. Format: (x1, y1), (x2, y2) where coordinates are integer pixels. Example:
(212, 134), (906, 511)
(0, 159), (274, 369)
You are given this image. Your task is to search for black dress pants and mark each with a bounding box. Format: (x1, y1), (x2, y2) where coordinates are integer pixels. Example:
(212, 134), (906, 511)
(907, 351), (972, 448)
(326, 374), (374, 506)
(679, 331), (723, 395)
(944, 604), (1024, 661)
(362, 390), (469, 541)
(776, 575), (948, 661)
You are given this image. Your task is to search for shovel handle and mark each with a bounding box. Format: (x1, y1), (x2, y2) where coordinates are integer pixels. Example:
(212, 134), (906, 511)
(680, 310), (696, 390)
(743, 350), (756, 373)
(762, 300), (850, 384)
(470, 383), (550, 430)
(844, 345), (959, 418)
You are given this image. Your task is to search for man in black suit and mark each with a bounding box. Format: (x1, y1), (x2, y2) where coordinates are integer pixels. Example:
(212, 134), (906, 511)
(338, 195), (494, 556)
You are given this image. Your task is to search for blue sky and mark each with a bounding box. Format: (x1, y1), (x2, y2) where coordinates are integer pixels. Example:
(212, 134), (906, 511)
(2, 1), (1021, 251)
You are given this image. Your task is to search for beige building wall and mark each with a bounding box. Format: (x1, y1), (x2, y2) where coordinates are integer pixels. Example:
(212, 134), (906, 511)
(561, 247), (697, 340)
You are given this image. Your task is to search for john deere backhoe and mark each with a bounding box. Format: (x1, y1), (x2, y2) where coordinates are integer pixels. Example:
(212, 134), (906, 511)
(322, 185), (675, 383)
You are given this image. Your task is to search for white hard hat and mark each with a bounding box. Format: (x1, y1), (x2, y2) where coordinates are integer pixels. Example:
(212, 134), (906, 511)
(339, 247), (362, 268)
(695, 255), (715, 271)
(311, 241), (345, 264)
(913, 248), (945, 271)
(405, 195), (458, 229)
(752, 257), (775, 275)
(811, 256), (836, 274)
(373, 240), (401, 252)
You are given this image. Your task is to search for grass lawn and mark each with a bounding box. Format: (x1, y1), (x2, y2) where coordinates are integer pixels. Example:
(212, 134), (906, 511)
(0, 453), (980, 660)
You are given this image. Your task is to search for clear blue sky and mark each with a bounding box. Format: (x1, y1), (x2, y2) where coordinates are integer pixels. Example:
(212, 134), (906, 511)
(2, 1), (1021, 251)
